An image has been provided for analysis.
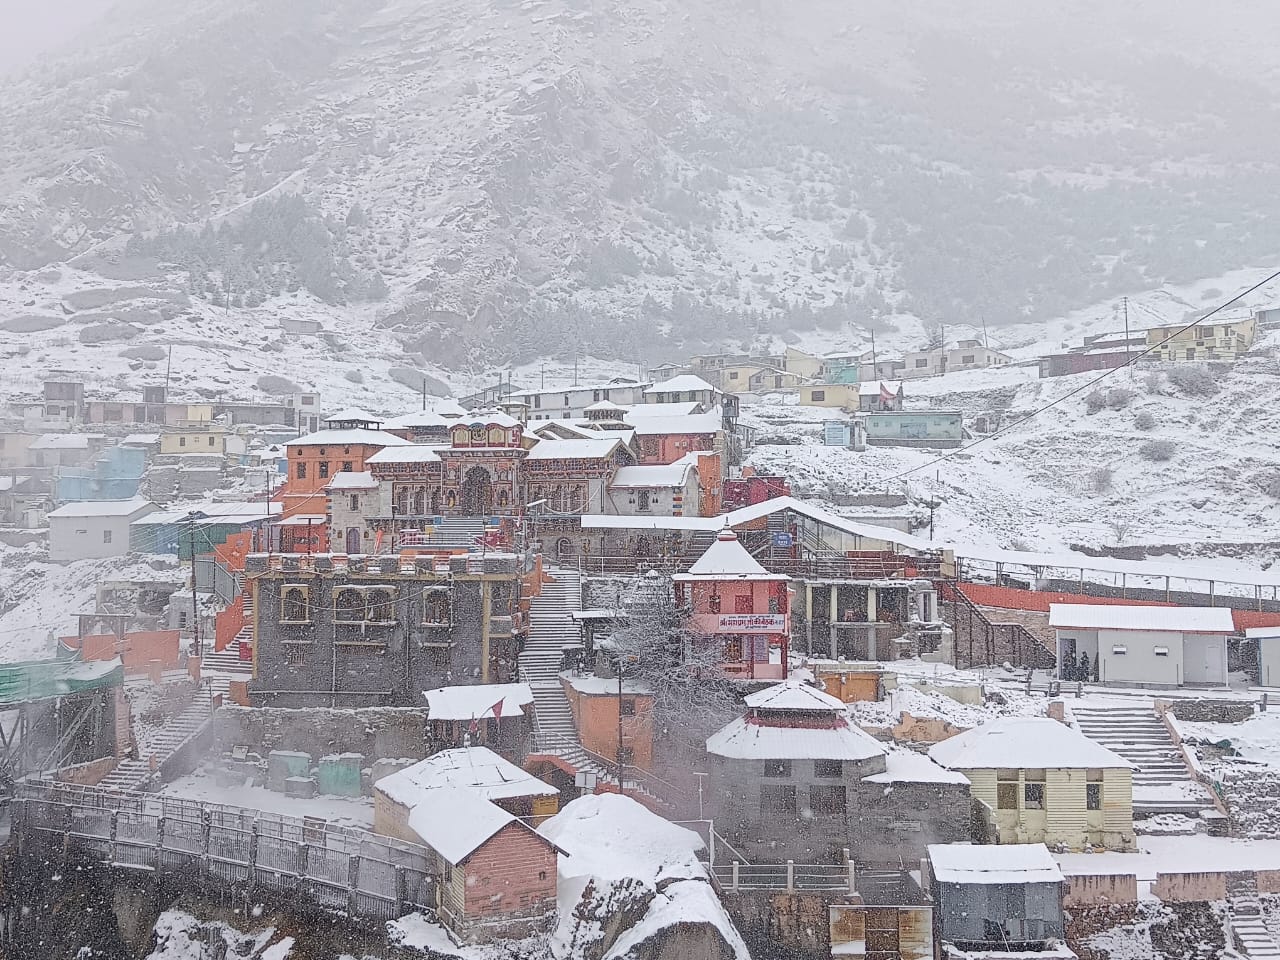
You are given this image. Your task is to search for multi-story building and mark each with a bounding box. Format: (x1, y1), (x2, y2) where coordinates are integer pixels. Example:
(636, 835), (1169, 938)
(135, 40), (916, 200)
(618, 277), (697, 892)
(508, 379), (650, 421)
(642, 374), (722, 407)
(1144, 315), (1256, 362)
(246, 550), (525, 707)
(281, 411), (411, 521)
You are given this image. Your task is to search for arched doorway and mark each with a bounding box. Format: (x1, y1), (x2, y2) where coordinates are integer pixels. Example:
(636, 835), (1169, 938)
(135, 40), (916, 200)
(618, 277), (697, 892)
(346, 527), (361, 554)
(460, 467), (493, 515)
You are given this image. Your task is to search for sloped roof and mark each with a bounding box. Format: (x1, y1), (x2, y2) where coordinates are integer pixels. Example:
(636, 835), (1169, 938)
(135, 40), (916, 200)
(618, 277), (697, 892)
(456, 410), (521, 428)
(325, 470), (378, 491)
(858, 380), (904, 396)
(366, 445), (442, 465)
(525, 437), (624, 460)
(674, 528), (786, 581)
(383, 410), (450, 429)
(376, 746), (559, 806)
(645, 375), (717, 394)
(584, 399), (627, 412)
(744, 680), (846, 712)
(285, 428), (412, 448)
(323, 408), (382, 424)
(625, 412), (723, 436)
(405, 787), (527, 865)
(928, 717), (1131, 771)
(928, 843), (1064, 885)
(625, 401), (701, 419)
(610, 460), (696, 489)
(48, 497), (154, 518)
(1048, 603), (1234, 634)
(706, 714), (887, 761)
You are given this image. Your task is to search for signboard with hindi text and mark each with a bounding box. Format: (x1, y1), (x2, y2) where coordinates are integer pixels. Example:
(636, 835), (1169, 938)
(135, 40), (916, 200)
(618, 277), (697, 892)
(716, 613), (786, 633)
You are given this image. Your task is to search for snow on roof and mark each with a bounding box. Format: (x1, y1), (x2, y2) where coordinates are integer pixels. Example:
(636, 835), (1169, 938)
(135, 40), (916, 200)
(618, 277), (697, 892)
(273, 513), (327, 526)
(405, 787), (519, 865)
(135, 501), (282, 525)
(510, 379), (648, 399)
(744, 679), (846, 712)
(322, 408), (382, 424)
(366, 445), (442, 465)
(423, 683), (534, 721)
(858, 379), (904, 396)
(1246, 626), (1280, 639)
(625, 401), (700, 419)
(324, 470), (378, 491)
(706, 713), (887, 761)
(48, 497), (154, 518)
(561, 674), (654, 696)
(645, 375), (718, 395)
(584, 399), (627, 412)
(30, 433), (93, 450)
(674, 528), (786, 581)
(122, 433), (161, 445)
(285, 428), (412, 447)
(376, 746), (559, 806)
(610, 461), (696, 489)
(382, 410), (449, 429)
(928, 843), (1064, 885)
(525, 437), (623, 460)
(1048, 603), (1234, 634)
(928, 717), (1131, 770)
(625, 412), (723, 436)
(456, 410), (520, 428)
(866, 747), (970, 785)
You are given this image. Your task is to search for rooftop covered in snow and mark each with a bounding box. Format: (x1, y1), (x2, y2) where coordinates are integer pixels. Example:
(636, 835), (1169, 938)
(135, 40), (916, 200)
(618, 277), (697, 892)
(610, 460), (697, 489)
(644, 374), (718, 395)
(525, 437), (625, 460)
(423, 682), (534, 720)
(285, 428), (412, 448)
(376, 746), (559, 806)
(744, 679), (845, 713)
(928, 717), (1131, 771)
(48, 497), (155, 518)
(322, 407), (383, 425)
(1048, 603), (1235, 634)
(928, 843), (1064, 885)
(405, 786), (556, 866)
(365, 444), (442, 464)
(706, 709), (886, 762)
(624, 412), (724, 436)
(674, 528), (787, 582)
(325, 470), (378, 490)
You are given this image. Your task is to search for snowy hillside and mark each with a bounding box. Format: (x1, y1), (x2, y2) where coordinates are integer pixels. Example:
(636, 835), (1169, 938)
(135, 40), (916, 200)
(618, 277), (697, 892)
(3, 0), (1280, 365)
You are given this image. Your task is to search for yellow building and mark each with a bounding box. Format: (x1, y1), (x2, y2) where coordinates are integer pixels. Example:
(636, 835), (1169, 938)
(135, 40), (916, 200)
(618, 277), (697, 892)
(1145, 316), (1256, 362)
(783, 347), (825, 380)
(799, 382), (859, 408)
(159, 426), (227, 456)
(928, 716), (1135, 851)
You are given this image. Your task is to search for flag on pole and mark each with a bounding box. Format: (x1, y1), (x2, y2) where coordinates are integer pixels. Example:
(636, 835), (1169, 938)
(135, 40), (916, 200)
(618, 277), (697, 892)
(879, 382), (896, 403)
(490, 698), (504, 721)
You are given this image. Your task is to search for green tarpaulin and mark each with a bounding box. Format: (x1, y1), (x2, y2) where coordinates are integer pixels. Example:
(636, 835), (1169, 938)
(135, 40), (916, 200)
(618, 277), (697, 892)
(0, 657), (123, 706)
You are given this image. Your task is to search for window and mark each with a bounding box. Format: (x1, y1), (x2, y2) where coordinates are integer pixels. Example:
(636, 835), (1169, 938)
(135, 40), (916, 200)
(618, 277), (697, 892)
(286, 646), (307, 666)
(735, 594), (754, 614)
(102, 530), (113, 544)
(810, 390), (825, 402)
(1086, 783), (1102, 810)
(1153, 645), (1170, 657)
(636, 490), (651, 512)
(620, 698), (636, 717)
(423, 590), (451, 626)
(809, 785), (846, 816)
(961, 354), (974, 364)
(350, 495), (360, 511)
(763, 760), (791, 778)
(1112, 645), (1127, 655)
(760, 784), (796, 817)
(534, 395), (541, 409)
(296, 463), (307, 480)
(335, 588), (363, 622)
(814, 759), (842, 778)
(179, 436), (187, 447)
(281, 586), (311, 623)
(997, 769), (1020, 809)
(342, 461), (353, 472)
(207, 436), (215, 446)
(729, 371), (739, 380)
(618, 746), (634, 764)
(563, 394), (570, 405)
(1024, 783), (1045, 810)
(915, 358), (929, 368)
(319, 462), (330, 479)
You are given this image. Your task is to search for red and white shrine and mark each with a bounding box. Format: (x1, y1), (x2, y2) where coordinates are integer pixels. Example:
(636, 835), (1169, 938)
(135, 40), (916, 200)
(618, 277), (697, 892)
(674, 526), (790, 680)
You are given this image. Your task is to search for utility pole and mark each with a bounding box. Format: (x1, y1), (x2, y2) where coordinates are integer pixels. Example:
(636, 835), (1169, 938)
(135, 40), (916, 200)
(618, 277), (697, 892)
(981, 315), (989, 350)
(541, 362), (546, 390)
(1123, 297), (1131, 362)
(184, 511), (209, 659)
(163, 345), (173, 404)
(421, 374), (427, 412)
(869, 329), (877, 379)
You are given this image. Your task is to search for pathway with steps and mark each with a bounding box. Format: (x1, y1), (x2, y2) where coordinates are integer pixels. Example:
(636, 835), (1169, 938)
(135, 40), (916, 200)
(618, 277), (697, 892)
(1071, 703), (1216, 816)
(518, 569), (614, 786)
(100, 684), (217, 793)
(1231, 892), (1280, 959)
(399, 518), (490, 549)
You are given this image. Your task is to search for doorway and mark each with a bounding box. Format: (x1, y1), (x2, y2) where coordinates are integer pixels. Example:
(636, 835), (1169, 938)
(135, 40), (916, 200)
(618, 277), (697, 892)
(460, 467), (494, 515)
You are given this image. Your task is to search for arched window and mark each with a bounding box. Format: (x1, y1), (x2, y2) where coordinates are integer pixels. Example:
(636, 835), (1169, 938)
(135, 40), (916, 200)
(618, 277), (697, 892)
(281, 586), (310, 623)
(334, 588), (363, 622)
(365, 589), (393, 623)
(423, 590), (451, 626)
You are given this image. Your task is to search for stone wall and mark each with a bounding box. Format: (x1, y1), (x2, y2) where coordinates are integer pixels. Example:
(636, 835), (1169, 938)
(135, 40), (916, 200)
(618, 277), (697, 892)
(718, 890), (838, 960)
(1063, 873), (1139, 906)
(211, 705), (428, 761)
(1165, 698), (1256, 724)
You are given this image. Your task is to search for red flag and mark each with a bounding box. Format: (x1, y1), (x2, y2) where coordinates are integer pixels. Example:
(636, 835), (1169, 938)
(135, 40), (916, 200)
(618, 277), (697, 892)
(879, 382), (895, 403)
(490, 698), (504, 721)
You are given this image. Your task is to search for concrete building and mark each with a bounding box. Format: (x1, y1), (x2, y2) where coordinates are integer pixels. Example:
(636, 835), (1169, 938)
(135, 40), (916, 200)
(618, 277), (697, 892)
(1049, 604), (1233, 687)
(706, 680), (970, 864)
(604, 457), (703, 518)
(510, 379), (650, 421)
(1144, 315), (1256, 362)
(927, 843), (1068, 953)
(928, 716), (1136, 851)
(865, 410), (963, 448)
(905, 340), (1012, 379)
(799, 381), (903, 412)
(159, 426), (228, 457)
(246, 551), (525, 707)
(326, 470), (383, 555)
(47, 497), (158, 563)
(643, 374), (722, 407)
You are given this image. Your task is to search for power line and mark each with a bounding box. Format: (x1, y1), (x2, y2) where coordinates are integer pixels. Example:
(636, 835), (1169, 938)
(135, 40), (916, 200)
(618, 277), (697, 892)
(882, 269), (1280, 483)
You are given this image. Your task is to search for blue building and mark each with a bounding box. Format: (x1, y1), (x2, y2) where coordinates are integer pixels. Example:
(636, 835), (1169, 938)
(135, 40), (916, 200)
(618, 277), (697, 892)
(54, 445), (149, 503)
(866, 411), (963, 448)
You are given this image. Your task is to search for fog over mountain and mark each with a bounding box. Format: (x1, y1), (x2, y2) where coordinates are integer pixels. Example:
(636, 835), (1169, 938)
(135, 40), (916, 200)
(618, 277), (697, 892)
(2, 0), (1278, 367)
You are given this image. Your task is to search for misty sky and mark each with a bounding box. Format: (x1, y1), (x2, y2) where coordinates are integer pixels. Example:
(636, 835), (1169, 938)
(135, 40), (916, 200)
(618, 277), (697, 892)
(0, 0), (116, 75)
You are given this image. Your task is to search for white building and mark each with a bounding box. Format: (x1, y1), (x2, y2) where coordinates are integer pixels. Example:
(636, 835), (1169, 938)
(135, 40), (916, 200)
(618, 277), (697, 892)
(326, 470), (382, 554)
(47, 497), (158, 563)
(605, 456), (704, 517)
(1248, 626), (1280, 687)
(1049, 604), (1233, 687)
(903, 340), (1012, 379)
(643, 375), (722, 407)
(510, 379), (650, 421)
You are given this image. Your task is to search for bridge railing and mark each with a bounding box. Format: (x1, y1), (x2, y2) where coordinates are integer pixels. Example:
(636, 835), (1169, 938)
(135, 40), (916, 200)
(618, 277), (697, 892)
(14, 780), (439, 925)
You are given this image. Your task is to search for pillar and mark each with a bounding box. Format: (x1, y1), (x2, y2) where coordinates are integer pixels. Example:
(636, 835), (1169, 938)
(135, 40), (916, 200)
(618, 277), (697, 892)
(480, 580), (492, 683)
(829, 586), (838, 659)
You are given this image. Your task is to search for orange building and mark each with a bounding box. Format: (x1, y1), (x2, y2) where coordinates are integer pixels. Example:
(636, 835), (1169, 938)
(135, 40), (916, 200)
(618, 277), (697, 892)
(628, 412), (723, 467)
(674, 527), (790, 680)
(561, 674), (656, 770)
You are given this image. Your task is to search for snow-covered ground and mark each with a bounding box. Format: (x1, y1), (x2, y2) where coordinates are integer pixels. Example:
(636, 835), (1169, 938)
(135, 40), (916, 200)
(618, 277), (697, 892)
(159, 767), (375, 830)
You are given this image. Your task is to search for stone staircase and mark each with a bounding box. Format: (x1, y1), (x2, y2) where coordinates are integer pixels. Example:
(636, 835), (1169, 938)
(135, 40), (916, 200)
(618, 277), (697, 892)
(399, 518), (490, 549)
(201, 591), (254, 699)
(519, 569), (613, 784)
(1072, 704), (1213, 816)
(99, 684), (216, 793)
(1230, 875), (1280, 959)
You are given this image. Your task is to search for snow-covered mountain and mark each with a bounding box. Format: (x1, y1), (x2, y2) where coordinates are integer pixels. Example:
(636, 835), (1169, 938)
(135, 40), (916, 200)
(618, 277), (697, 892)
(3, 0), (1280, 367)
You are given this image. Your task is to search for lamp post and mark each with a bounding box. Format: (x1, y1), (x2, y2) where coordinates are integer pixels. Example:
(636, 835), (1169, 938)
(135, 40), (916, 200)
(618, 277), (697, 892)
(183, 510), (210, 659)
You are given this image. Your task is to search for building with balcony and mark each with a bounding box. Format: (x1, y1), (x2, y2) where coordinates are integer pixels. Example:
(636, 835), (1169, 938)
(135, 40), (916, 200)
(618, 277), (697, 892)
(1143, 315), (1256, 362)
(246, 551), (525, 707)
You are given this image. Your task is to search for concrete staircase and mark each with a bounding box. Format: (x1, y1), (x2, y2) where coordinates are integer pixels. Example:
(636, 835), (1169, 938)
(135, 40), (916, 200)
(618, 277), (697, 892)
(1230, 878), (1280, 959)
(519, 570), (613, 783)
(100, 685), (216, 793)
(1072, 704), (1212, 815)
(399, 518), (490, 549)
(201, 591), (254, 698)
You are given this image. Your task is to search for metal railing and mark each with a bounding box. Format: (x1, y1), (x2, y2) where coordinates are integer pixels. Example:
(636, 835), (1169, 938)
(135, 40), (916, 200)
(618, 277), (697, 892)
(13, 780), (438, 925)
(710, 860), (856, 892)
